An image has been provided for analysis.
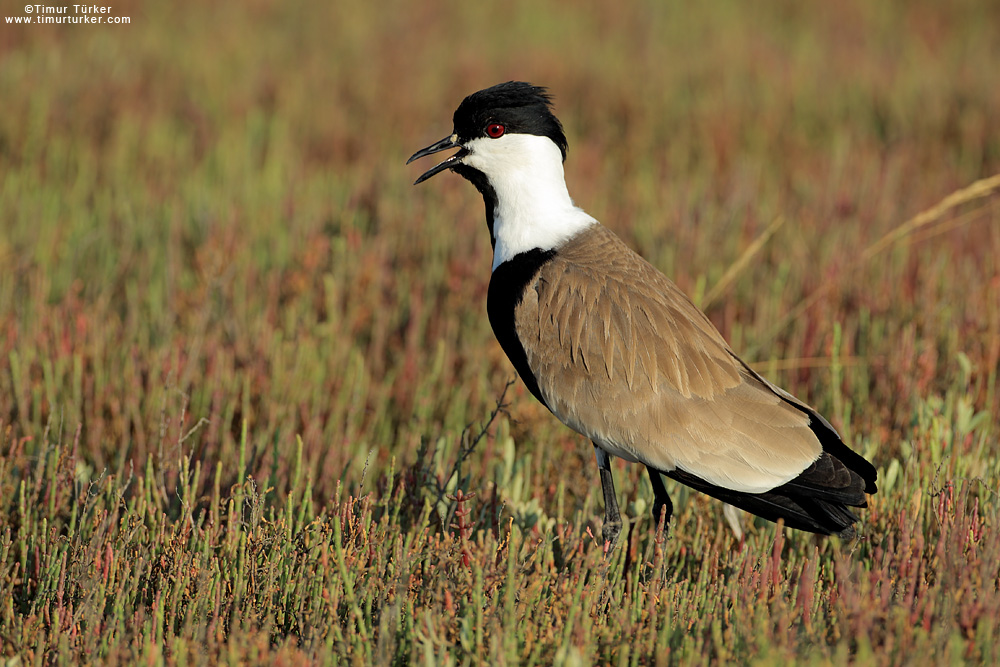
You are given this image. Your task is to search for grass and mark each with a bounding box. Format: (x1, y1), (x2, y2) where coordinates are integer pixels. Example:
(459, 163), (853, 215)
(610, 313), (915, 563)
(2, 0), (1000, 663)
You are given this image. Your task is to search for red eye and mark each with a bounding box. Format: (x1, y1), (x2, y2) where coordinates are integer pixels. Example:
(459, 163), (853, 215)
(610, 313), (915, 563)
(486, 123), (505, 138)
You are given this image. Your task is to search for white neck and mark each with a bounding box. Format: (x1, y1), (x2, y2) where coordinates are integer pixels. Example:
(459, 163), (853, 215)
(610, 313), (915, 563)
(461, 135), (597, 271)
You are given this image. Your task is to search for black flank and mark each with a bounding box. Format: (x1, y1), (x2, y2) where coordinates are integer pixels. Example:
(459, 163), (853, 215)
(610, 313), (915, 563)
(487, 250), (557, 410)
(664, 462), (864, 536)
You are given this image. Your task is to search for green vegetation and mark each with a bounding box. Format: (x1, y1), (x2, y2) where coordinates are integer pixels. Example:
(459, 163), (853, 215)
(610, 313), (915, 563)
(2, 0), (999, 663)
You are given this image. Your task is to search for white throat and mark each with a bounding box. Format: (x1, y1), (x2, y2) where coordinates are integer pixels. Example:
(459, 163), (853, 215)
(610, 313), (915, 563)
(461, 134), (597, 271)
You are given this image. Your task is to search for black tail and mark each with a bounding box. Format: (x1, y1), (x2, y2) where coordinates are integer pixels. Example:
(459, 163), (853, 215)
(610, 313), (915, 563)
(663, 413), (878, 537)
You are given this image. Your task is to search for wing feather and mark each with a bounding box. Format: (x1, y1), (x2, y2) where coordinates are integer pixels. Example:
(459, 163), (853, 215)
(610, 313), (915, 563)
(516, 225), (822, 493)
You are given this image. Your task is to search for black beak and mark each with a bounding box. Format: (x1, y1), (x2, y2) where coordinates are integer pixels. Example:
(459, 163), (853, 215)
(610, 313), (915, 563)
(407, 134), (465, 184)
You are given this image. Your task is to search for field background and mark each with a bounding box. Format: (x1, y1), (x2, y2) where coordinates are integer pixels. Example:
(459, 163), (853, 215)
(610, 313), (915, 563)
(2, 0), (1000, 664)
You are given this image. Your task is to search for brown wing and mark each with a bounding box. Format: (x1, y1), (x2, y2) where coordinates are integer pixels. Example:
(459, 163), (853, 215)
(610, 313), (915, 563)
(516, 225), (822, 493)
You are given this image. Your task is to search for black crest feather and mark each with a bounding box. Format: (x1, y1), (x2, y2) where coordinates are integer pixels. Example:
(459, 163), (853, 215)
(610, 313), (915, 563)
(452, 81), (568, 160)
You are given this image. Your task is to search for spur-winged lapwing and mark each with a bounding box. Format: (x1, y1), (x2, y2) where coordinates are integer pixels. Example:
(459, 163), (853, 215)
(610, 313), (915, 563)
(408, 81), (877, 547)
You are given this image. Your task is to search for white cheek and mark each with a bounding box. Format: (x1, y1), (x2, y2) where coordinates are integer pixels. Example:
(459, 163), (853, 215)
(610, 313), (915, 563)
(460, 134), (597, 271)
(462, 136), (527, 176)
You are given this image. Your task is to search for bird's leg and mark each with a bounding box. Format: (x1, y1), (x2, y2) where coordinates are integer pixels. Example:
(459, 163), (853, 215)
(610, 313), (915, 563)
(594, 444), (622, 552)
(646, 466), (673, 531)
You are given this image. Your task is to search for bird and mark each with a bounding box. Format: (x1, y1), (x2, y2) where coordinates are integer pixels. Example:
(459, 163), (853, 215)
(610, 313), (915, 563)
(407, 81), (877, 548)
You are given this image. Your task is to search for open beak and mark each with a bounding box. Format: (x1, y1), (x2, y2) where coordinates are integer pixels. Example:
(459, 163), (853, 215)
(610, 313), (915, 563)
(407, 133), (465, 184)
